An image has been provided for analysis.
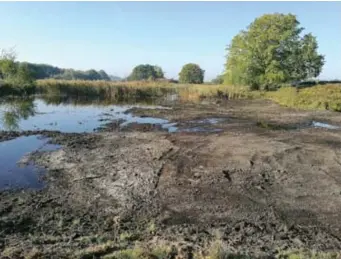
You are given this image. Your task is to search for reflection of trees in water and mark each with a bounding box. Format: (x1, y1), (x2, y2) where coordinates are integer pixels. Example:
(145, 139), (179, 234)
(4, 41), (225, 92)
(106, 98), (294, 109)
(39, 94), (159, 106)
(0, 98), (36, 130)
(0, 93), (178, 130)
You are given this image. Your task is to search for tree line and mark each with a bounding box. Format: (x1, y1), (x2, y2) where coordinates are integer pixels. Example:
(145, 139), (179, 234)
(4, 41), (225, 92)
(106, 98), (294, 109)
(1, 13), (328, 91)
(126, 63), (205, 84)
(19, 62), (115, 81)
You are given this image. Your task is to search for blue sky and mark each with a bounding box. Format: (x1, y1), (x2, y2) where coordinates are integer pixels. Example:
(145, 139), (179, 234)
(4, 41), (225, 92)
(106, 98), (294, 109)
(0, 2), (340, 80)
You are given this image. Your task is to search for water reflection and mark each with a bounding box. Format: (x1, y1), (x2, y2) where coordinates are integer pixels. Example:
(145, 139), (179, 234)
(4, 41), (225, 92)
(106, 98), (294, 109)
(0, 98), (37, 130)
(40, 94), (167, 107)
(0, 95), (174, 133)
(0, 135), (60, 190)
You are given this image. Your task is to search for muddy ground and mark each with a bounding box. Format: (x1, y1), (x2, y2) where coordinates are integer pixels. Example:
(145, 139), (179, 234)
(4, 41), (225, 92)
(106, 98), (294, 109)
(1, 99), (341, 258)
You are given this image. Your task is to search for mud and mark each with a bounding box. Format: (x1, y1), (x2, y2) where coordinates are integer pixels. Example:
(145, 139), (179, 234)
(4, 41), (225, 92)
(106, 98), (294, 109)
(2, 99), (341, 258)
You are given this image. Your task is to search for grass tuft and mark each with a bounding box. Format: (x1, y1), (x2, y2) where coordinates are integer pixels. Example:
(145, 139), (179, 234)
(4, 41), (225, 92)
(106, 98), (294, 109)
(276, 248), (341, 259)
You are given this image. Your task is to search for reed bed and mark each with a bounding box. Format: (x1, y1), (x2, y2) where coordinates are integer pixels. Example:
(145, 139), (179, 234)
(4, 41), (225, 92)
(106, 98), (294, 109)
(36, 79), (178, 101)
(36, 79), (341, 112)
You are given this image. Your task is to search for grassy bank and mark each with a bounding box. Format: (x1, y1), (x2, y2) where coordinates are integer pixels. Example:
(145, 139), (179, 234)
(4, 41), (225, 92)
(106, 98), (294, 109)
(26, 79), (341, 112)
(177, 83), (341, 112)
(266, 84), (341, 112)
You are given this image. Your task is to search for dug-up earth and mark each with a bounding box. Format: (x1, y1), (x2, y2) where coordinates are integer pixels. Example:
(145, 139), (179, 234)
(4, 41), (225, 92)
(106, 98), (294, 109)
(2, 99), (341, 258)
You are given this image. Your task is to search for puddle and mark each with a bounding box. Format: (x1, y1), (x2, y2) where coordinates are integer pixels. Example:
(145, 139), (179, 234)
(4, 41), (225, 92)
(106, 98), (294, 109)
(110, 116), (224, 133)
(181, 127), (223, 133)
(189, 118), (225, 124)
(0, 135), (60, 190)
(311, 121), (340, 130)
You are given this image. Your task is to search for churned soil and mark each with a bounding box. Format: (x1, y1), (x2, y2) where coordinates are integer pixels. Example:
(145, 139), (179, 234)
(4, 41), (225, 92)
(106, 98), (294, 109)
(1, 99), (341, 258)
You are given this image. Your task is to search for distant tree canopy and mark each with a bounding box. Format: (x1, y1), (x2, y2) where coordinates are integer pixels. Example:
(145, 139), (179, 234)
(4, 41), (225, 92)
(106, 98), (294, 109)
(211, 74), (224, 84)
(127, 64), (164, 81)
(179, 63), (204, 84)
(224, 13), (325, 90)
(18, 62), (112, 81)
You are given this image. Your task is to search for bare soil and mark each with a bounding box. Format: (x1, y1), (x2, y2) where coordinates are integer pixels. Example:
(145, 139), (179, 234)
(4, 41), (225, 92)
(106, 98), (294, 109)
(1, 99), (341, 258)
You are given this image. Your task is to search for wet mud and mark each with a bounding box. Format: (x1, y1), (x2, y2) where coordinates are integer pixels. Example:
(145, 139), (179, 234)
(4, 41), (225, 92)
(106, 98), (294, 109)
(1, 99), (341, 258)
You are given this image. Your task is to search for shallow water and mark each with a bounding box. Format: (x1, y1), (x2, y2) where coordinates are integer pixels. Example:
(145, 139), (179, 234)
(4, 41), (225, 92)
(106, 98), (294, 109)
(0, 135), (60, 190)
(0, 96), (225, 134)
(0, 96), (171, 133)
(0, 96), (226, 189)
(182, 127), (223, 133)
(311, 121), (340, 130)
(189, 118), (225, 125)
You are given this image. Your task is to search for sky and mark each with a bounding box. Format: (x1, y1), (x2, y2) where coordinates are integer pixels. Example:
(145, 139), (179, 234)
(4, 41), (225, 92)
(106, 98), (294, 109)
(0, 2), (340, 81)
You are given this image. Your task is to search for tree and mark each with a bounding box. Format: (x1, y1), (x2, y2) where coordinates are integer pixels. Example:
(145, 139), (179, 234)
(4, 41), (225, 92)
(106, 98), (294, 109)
(127, 64), (164, 81)
(85, 69), (102, 80)
(224, 13), (325, 90)
(16, 63), (34, 84)
(98, 70), (110, 81)
(0, 48), (17, 79)
(211, 74), (224, 84)
(0, 48), (34, 92)
(153, 66), (164, 79)
(179, 63), (204, 84)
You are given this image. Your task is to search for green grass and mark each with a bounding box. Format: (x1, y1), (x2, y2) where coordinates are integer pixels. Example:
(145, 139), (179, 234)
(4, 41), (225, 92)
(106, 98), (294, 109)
(266, 84), (341, 111)
(276, 249), (341, 259)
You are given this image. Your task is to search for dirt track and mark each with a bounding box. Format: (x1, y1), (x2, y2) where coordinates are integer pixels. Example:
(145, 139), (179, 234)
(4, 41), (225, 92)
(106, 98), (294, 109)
(1, 99), (341, 258)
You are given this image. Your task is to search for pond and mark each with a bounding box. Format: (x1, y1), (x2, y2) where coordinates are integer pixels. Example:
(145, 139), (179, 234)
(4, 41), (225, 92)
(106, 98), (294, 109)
(0, 96), (175, 133)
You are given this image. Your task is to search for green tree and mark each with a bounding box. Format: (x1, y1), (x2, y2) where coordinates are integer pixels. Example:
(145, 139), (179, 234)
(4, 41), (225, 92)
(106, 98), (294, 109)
(0, 48), (17, 79)
(211, 74), (224, 84)
(98, 70), (111, 81)
(153, 66), (164, 79)
(0, 48), (35, 94)
(224, 13), (325, 90)
(179, 63), (204, 84)
(85, 69), (102, 80)
(128, 64), (164, 81)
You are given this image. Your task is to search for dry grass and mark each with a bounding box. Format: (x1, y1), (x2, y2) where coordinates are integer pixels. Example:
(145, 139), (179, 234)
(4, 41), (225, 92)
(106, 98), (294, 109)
(36, 79), (179, 90)
(36, 79), (178, 101)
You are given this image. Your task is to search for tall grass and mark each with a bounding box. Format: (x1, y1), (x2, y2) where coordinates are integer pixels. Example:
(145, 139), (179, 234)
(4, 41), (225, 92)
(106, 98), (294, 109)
(36, 79), (178, 102)
(35, 79), (341, 112)
(178, 84), (264, 101)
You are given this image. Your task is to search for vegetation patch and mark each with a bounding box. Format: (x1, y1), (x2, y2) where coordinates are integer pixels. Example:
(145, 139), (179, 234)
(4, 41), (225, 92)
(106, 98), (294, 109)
(266, 84), (341, 112)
